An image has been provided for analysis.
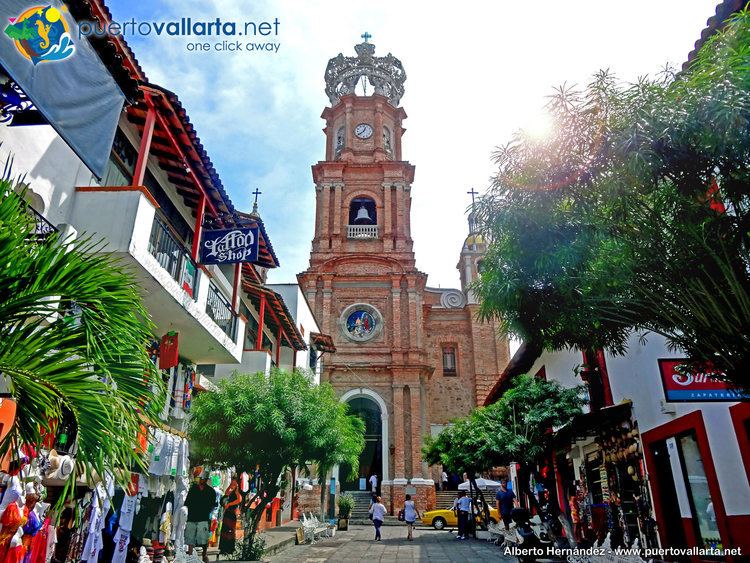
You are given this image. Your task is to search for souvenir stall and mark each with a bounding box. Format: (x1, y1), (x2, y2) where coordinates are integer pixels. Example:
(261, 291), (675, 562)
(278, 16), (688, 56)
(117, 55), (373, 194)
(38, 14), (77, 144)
(553, 402), (657, 550)
(0, 332), (204, 563)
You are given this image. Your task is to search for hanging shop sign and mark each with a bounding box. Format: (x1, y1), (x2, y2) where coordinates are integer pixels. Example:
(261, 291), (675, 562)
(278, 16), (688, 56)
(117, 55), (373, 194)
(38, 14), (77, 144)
(658, 359), (747, 402)
(200, 226), (259, 265)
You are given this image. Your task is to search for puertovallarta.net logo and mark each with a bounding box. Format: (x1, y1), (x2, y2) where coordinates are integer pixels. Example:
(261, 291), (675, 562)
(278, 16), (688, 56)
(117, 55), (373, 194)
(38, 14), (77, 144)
(4, 4), (75, 64)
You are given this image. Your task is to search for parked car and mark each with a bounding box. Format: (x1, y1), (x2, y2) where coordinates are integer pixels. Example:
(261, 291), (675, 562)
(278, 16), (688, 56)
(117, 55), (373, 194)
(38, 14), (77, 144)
(421, 507), (500, 530)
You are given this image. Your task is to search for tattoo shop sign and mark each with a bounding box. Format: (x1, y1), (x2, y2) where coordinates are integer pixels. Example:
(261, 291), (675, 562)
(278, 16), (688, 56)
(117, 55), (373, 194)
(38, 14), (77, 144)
(200, 227), (259, 265)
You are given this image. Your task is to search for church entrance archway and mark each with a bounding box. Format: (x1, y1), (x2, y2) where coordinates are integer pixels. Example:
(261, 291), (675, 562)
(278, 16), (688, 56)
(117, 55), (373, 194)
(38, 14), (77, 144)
(339, 389), (389, 491)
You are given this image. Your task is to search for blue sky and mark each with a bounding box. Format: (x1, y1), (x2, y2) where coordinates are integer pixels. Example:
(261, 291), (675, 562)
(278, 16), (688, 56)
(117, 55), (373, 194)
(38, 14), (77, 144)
(106, 0), (718, 286)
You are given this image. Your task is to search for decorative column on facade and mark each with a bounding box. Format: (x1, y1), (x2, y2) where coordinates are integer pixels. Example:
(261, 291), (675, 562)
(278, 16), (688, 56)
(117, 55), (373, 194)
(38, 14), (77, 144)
(392, 383), (406, 481)
(383, 182), (392, 240)
(404, 184), (412, 242)
(409, 384), (424, 478)
(321, 276), (334, 336)
(344, 104), (353, 151)
(395, 122), (403, 161)
(406, 277), (421, 349)
(374, 105), (384, 152)
(314, 184), (323, 240)
(332, 183), (343, 250)
(394, 182), (404, 250)
(319, 183), (330, 242)
(390, 275), (402, 350)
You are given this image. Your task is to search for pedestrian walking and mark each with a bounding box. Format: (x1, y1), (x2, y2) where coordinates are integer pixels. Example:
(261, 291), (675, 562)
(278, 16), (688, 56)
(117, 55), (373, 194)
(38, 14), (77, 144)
(403, 494), (421, 541)
(369, 496), (386, 541)
(184, 471), (217, 563)
(441, 469), (448, 491)
(369, 473), (378, 494)
(452, 490), (472, 540)
(495, 478), (516, 531)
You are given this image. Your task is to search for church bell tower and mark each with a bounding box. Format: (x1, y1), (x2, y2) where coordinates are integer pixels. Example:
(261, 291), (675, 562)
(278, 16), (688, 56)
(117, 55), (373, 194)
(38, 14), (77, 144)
(298, 38), (436, 507)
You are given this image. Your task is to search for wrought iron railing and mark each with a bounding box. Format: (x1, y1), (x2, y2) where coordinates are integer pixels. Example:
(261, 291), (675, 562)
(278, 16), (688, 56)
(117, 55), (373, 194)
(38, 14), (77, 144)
(347, 224), (379, 239)
(27, 204), (58, 239)
(147, 215), (198, 298)
(206, 281), (236, 338)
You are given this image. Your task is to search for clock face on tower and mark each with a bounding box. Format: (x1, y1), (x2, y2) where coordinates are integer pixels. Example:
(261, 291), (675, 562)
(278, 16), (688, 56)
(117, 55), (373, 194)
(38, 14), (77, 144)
(354, 123), (373, 139)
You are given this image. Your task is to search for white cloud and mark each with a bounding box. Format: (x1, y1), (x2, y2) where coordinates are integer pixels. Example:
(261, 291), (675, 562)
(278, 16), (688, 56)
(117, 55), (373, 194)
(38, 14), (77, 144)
(108, 0), (717, 286)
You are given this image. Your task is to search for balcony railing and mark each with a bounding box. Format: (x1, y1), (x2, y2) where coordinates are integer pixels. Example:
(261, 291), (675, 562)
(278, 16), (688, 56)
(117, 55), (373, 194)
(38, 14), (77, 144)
(147, 215), (198, 298)
(347, 224), (379, 239)
(206, 281), (236, 338)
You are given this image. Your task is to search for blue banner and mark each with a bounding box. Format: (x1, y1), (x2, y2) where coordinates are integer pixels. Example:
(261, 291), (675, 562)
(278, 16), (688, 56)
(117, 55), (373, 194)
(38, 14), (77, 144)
(200, 226), (259, 265)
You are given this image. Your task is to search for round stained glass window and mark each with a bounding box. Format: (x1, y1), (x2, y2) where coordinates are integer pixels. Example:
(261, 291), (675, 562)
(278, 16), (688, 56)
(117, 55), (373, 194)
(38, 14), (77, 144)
(346, 310), (376, 339)
(339, 303), (382, 342)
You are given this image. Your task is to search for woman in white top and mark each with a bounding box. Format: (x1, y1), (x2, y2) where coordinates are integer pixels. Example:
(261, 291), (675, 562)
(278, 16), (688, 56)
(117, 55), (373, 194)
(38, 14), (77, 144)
(403, 494), (421, 541)
(368, 496), (387, 541)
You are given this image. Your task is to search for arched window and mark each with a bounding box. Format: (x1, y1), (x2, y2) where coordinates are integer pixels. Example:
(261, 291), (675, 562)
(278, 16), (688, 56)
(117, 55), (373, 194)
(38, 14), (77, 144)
(335, 126), (345, 158)
(383, 126), (392, 157)
(349, 197), (377, 225)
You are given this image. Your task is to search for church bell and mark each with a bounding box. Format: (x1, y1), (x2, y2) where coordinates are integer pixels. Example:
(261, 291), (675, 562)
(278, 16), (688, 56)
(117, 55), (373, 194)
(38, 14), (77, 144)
(354, 204), (373, 224)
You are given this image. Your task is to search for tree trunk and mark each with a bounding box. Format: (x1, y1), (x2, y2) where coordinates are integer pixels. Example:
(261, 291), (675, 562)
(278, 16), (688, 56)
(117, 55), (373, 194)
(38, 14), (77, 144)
(318, 469), (329, 520)
(241, 483), (281, 560)
(469, 476), (491, 532)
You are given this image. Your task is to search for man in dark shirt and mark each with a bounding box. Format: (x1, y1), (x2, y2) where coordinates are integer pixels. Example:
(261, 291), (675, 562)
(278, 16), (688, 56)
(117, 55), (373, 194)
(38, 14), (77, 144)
(184, 472), (218, 562)
(495, 478), (516, 530)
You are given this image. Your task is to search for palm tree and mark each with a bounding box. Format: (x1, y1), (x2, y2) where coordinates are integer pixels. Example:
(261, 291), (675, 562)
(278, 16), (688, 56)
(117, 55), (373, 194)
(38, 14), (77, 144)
(0, 180), (164, 497)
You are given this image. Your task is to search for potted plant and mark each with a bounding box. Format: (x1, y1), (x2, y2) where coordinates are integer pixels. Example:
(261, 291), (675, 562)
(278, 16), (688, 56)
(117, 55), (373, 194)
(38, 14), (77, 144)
(337, 492), (354, 530)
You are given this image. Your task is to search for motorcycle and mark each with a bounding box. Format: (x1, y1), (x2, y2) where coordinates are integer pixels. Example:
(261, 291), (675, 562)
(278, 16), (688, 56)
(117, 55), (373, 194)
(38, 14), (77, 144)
(510, 508), (553, 562)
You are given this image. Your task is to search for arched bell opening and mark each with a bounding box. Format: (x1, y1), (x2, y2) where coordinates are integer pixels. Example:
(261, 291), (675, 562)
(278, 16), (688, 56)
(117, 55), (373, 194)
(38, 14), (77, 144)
(349, 197), (377, 226)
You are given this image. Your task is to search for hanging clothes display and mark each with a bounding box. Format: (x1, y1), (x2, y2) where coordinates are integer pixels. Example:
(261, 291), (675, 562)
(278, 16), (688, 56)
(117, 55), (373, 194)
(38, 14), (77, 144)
(159, 333), (179, 370)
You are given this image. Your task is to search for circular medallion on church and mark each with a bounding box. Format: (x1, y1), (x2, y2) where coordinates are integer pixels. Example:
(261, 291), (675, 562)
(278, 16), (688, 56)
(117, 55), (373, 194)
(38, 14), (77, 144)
(339, 303), (383, 342)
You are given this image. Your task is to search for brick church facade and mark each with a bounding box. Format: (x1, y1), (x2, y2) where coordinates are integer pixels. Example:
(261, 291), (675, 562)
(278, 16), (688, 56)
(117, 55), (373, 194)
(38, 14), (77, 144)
(297, 40), (510, 512)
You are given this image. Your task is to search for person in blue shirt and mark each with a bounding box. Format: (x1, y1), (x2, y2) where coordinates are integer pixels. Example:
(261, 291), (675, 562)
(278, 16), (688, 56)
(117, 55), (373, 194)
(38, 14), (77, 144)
(452, 491), (473, 539)
(495, 478), (516, 531)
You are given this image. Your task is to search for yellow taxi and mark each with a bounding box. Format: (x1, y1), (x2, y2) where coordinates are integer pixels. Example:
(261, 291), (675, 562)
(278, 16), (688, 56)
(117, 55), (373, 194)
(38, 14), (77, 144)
(420, 507), (500, 530)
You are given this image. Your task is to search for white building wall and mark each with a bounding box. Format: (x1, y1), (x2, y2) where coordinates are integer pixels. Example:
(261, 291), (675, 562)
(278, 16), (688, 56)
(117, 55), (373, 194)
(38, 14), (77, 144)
(0, 123), (94, 227)
(269, 283), (322, 382)
(528, 332), (750, 517)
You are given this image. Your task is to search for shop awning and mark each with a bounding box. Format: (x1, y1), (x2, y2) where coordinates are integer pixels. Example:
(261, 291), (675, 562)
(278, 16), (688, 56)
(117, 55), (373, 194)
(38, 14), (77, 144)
(553, 401), (633, 446)
(310, 332), (336, 354)
(0, 0), (126, 179)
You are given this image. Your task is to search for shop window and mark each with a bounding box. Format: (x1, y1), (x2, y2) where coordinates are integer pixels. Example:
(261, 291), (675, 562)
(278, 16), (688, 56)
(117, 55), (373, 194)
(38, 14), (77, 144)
(677, 431), (722, 549)
(442, 346), (457, 376)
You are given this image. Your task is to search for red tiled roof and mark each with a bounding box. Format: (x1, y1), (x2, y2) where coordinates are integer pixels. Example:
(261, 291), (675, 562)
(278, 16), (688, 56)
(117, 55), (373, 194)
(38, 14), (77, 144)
(310, 332), (336, 354)
(241, 282), (307, 351)
(683, 0), (746, 70)
(65, 0), (146, 101)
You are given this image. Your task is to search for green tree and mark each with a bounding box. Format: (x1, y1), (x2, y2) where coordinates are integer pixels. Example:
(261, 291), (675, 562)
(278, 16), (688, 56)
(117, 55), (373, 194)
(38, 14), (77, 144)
(189, 369), (364, 560)
(474, 10), (750, 388)
(424, 375), (584, 513)
(0, 182), (163, 497)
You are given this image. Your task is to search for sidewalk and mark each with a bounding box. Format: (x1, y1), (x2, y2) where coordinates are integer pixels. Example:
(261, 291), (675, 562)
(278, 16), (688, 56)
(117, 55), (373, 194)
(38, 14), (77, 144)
(263, 524), (516, 562)
(207, 523), (299, 560)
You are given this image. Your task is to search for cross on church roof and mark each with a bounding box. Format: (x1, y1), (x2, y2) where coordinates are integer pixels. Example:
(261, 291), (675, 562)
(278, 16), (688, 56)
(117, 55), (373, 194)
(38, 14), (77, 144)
(361, 31), (372, 43)
(251, 187), (262, 214)
(467, 188), (479, 207)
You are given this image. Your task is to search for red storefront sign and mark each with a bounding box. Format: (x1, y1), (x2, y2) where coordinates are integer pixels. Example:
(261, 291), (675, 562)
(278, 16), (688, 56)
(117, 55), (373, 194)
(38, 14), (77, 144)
(658, 359), (746, 402)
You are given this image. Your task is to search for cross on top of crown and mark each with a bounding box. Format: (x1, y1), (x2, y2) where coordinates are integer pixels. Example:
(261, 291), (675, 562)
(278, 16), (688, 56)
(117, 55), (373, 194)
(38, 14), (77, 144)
(361, 31), (372, 43)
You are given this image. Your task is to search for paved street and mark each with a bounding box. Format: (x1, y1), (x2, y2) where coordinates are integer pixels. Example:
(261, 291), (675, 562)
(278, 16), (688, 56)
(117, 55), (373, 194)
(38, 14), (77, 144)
(264, 525), (516, 562)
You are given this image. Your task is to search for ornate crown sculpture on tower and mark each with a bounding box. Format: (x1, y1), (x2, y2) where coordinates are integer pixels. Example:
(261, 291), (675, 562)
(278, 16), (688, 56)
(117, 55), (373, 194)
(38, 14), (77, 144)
(324, 40), (407, 106)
